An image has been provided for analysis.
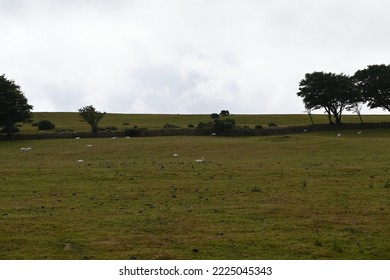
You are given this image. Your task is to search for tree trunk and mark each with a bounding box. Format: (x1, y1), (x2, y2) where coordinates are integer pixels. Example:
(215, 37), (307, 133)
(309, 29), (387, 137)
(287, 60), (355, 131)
(335, 115), (342, 126)
(326, 111), (334, 126)
(357, 112), (363, 124)
(307, 112), (314, 126)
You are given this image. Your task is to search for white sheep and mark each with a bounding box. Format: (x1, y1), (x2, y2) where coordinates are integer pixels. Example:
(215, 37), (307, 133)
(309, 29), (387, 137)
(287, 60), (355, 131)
(173, 153), (179, 157)
(337, 133), (341, 137)
(76, 159), (84, 163)
(20, 147), (31, 152)
(75, 137), (80, 140)
(195, 156), (205, 163)
(357, 131), (362, 135)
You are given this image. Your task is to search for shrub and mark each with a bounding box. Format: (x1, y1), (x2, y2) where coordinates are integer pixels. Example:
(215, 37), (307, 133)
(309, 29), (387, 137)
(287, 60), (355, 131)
(213, 118), (236, 132)
(268, 122), (278, 127)
(163, 123), (178, 129)
(38, 120), (55, 130)
(220, 110), (230, 116)
(211, 113), (219, 119)
(102, 126), (118, 132)
(123, 128), (141, 137)
(196, 121), (213, 135)
(188, 124), (195, 128)
(197, 119), (236, 134)
(255, 125), (263, 129)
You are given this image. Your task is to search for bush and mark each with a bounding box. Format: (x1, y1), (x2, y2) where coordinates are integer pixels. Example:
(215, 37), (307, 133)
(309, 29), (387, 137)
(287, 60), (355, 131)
(38, 120), (55, 130)
(255, 125), (263, 129)
(211, 113), (219, 119)
(97, 126), (118, 132)
(197, 119), (236, 134)
(123, 128), (141, 137)
(268, 122), (278, 127)
(197, 121), (213, 129)
(188, 124), (195, 128)
(163, 123), (178, 129)
(213, 118), (236, 132)
(220, 110), (230, 116)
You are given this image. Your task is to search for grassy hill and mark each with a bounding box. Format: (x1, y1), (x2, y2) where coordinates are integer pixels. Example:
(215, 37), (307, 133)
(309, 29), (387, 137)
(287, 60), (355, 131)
(1, 113), (390, 259)
(18, 112), (390, 134)
(0, 131), (389, 259)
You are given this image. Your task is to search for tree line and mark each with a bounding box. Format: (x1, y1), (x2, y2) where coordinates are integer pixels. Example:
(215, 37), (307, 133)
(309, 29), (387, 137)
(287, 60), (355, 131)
(297, 64), (390, 126)
(1, 64), (390, 138)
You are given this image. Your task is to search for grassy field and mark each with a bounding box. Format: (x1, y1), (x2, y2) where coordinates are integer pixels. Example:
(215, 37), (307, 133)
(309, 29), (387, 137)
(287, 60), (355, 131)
(18, 112), (390, 133)
(0, 129), (389, 259)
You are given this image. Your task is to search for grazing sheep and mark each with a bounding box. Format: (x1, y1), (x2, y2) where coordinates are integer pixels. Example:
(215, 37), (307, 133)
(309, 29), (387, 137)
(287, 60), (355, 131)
(357, 131), (362, 135)
(337, 133), (341, 137)
(77, 159), (84, 163)
(86, 144), (93, 147)
(20, 147), (31, 152)
(195, 156), (205, 163)
(173, 153), (179, 157)
(75, 137), (80, 140)
(211, 133), (216, 136)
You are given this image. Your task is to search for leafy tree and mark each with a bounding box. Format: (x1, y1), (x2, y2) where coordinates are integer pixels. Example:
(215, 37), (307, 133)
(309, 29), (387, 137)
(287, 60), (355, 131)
(297, 72), (359, 126)
(213, 118), (236, 132)
(0, 74), (33, 138)
(38, 120), (55, 130)
(354, 64), (390, 112)
(304, 107), (315, 126)
(210, 113), (219, 119)
(220, 110), (230, 116)
(348, 103), (364, 124)
(78, 105), (106, 133)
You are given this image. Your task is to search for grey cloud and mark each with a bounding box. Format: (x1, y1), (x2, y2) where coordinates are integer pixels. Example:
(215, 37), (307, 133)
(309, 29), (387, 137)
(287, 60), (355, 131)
(1, 0), (389, 114)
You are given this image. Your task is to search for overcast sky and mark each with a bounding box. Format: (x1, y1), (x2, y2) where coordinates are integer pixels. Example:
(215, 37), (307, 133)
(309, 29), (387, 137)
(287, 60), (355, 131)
(1, 0), (389, 114)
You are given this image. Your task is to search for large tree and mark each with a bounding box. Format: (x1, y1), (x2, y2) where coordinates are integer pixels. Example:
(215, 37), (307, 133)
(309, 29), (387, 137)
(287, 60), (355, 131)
(0, 74), (33, 138)
(297, 72), (359, 126)
(78, 105), (106, 133)
(353, 64), (390, 112)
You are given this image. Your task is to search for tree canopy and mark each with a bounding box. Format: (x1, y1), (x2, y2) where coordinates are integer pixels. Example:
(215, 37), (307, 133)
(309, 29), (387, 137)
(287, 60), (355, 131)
(78, 105), (106, 133)
(354, 64), (390, 112)
(0, 74), (33, 138)
(297, 72), (359, 125)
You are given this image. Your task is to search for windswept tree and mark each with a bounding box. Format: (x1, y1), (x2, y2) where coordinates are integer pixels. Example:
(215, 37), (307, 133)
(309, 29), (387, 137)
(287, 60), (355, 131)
(304, 106), (315, 126)
(78, 105), (106, 133)
(354, 64), (390, 112)
(0, 74), (33, 138)
(297, 72), (359, 126)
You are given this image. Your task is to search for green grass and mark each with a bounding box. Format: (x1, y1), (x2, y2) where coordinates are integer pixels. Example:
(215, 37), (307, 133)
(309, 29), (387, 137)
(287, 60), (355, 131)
(1, 129), (389, 259)
(18, 112), (390, 133)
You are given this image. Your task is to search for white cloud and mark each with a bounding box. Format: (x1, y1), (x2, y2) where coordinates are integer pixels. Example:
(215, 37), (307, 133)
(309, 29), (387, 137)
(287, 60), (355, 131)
(0, 0), (389, 114)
